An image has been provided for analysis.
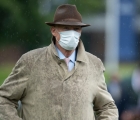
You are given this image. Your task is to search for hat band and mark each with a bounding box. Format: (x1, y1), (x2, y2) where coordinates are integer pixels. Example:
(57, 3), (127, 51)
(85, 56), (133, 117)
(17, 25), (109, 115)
(54, 18), (82, 23)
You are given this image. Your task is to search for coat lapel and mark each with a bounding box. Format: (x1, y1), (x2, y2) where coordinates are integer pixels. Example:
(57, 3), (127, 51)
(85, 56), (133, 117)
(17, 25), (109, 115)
(48, 37), (88, 81)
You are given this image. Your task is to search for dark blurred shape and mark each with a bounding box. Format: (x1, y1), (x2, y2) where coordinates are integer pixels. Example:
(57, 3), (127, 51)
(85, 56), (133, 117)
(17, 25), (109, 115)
(108, 73), (122, 115)
(131, 63), (140, 111)
(131, 63), (140, 96)
(119, 78), (138, 118)
(119, 63), (140, 120)
(0, 45), (23, 64)
(121, 108), (140, 120)
(82, 31), (105, 61)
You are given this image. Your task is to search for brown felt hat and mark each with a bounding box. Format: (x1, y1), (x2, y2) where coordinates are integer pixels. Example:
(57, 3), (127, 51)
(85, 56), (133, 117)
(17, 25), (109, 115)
(45, 4), (90, 27)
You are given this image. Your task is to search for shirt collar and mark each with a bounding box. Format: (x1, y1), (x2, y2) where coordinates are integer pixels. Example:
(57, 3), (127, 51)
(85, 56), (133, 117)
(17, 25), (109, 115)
(55, 46), (76, 63)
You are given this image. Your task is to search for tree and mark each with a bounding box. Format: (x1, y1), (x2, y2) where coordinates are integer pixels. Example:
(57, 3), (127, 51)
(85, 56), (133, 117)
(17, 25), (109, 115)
(68, 0), (105, 15)
(0, 0), (50, 50)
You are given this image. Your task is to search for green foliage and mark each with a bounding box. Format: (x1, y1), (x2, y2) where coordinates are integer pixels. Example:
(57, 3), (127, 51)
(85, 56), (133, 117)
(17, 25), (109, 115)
(0, 64), (14, 85)
(0, 0), (50, 50)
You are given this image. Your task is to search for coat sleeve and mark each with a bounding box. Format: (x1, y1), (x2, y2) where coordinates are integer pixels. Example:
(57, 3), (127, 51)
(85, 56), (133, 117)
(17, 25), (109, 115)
(93, 60), (119, 120)
(0, 54), (30, 120)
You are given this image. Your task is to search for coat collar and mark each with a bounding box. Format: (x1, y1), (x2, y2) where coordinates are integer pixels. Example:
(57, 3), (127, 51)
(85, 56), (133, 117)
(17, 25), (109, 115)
(55, 46), (76, 64)
(49, 36), (88, 63)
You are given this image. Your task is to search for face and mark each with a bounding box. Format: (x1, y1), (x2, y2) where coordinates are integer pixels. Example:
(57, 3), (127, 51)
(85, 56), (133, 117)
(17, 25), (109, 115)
(51, 25), (82, 41)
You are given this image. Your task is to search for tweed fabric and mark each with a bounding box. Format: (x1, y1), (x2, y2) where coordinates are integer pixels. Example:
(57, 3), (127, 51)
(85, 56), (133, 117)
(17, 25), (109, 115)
(0, 39), (118, 120)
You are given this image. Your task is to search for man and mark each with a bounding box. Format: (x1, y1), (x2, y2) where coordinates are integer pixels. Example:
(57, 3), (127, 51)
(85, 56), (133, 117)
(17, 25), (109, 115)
(0, 4), (118, 120)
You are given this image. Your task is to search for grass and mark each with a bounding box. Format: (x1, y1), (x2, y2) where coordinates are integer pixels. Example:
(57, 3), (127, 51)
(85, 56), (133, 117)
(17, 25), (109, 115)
(0, 63), (14, 85)
(118, 63), (137, 79)
(104, 63), (137, 83)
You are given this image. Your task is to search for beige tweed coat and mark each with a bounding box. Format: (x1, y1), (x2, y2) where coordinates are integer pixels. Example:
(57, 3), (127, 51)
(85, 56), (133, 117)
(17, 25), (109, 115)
(0, 39), (118, 120)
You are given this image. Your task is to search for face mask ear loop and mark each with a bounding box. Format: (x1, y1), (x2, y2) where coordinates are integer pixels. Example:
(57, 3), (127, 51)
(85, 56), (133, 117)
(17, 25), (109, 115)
(55, 29), (61, 42)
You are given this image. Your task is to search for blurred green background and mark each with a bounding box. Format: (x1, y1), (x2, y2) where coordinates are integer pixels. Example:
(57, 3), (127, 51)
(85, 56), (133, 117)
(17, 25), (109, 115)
(0, 0), (105, 50)
(0, 0), (139, 84)
(0, 0), (106, 85)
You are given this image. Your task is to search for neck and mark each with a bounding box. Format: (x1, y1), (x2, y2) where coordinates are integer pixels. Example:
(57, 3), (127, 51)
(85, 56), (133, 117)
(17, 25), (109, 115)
(55, 41), (74, 58)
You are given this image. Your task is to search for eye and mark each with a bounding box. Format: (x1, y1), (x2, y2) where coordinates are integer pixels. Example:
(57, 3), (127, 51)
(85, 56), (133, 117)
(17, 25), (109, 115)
(74, 27), (81, 31)
(63, 27), (70, 30)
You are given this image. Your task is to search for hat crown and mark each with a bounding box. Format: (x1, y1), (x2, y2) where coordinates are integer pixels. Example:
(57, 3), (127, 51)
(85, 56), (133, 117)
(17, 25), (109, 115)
(45, 4), (90, 27)
(54, 4), (82, 23)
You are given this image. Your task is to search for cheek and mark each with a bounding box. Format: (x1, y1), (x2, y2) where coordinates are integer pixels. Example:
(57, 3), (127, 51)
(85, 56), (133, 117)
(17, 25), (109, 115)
(79, 31), (82, 35)
(55, 33), (60, 41)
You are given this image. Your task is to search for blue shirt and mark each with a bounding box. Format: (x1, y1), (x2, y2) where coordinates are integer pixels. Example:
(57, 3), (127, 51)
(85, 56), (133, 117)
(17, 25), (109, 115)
(55, 47), (76, 71)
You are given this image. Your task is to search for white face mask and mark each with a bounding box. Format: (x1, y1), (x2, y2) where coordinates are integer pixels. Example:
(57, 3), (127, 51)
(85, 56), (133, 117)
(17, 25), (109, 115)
(58, 30), (81, 50)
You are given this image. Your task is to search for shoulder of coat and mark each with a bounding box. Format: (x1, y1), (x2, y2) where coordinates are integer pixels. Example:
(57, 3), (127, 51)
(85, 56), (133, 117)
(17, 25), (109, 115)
(22, 46), (47, 59)
(85, 52), (105, 72)
(18, 46), (48, 69)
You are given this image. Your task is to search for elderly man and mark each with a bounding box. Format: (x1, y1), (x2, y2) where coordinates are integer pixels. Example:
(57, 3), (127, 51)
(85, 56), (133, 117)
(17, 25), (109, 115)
(0, 4), (118, 120)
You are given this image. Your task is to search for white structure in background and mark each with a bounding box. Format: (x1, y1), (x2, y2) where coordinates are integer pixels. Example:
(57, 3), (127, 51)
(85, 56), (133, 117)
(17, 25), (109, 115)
(83, 14), (105, 33)
(105, 0), (120, 73)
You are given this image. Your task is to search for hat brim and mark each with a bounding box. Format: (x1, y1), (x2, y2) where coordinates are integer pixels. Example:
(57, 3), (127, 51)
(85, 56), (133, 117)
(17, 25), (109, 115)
(45, 21), (90, 27)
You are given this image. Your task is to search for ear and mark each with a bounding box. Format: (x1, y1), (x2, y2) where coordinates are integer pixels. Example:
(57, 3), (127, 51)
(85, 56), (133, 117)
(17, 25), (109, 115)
(50, 26), (56, 37)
